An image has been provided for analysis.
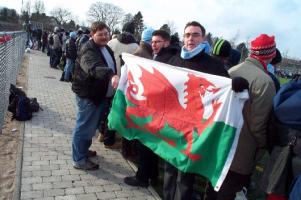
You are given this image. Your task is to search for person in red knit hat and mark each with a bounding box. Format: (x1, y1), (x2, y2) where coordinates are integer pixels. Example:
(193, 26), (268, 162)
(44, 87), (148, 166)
(204, 34), (277, 200)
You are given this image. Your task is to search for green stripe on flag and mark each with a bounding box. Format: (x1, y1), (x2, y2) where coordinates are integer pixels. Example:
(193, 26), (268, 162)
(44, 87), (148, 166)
(108, 90), (237, 187)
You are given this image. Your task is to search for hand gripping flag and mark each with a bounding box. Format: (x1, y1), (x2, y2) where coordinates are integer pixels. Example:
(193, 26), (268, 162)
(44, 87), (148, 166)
(108, 53), (249, 190)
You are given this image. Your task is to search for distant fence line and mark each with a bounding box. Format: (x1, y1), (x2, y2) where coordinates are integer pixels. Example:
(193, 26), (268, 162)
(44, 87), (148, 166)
(0, 31), (27, 133)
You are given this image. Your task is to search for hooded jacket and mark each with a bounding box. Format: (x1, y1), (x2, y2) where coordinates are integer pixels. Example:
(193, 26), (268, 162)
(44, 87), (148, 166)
(108, 32), (138, 76)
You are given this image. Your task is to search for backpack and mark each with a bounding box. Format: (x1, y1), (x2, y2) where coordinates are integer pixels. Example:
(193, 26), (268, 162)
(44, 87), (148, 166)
(29, 98), (42, 112)
(48, 35), (54, 45)
(8, 84), (33, 121)
(8, 93), (32, 121)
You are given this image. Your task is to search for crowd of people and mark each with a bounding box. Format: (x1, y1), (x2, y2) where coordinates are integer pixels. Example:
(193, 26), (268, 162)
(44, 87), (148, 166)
(31, 20), (300, 200)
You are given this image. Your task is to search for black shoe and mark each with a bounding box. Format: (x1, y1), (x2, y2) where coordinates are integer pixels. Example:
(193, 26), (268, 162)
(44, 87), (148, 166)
(124, 176), (149, 187)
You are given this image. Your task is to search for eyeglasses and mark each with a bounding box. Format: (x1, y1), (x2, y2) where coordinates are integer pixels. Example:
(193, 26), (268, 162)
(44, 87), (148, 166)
(184, 32), (203, 38)
(151, 40), (164, 44)
(96, 32), (109, 37)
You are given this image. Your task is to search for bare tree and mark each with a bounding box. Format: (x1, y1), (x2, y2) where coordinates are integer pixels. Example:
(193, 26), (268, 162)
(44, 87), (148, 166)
(122, 13), (134, 25)
(87, 2), (124, 32)
(50, 7), (73, 26)
(22, 0), (31, 16)
(32, 0), (45, 14)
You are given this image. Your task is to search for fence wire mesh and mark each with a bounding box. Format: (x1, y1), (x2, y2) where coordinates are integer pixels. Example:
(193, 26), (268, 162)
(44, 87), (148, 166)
(0, 31), (27, 133)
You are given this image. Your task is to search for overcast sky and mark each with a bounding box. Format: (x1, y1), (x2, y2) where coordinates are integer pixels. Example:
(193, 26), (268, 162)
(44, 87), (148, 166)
(2, 0), (301, 59)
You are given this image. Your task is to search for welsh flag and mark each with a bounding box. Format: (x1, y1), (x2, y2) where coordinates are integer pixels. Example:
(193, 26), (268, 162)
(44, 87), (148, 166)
(108, 53), (248, 190)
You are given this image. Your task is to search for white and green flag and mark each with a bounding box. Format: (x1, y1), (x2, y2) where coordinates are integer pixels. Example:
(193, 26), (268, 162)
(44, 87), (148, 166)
(108, 53), (248, 190)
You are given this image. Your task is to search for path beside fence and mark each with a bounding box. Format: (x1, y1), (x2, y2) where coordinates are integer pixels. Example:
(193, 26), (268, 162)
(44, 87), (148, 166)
(19, 50), (160, 200)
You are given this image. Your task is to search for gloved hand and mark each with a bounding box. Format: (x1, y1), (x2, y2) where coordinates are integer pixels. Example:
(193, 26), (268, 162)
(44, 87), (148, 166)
(232, 77), (249, 92)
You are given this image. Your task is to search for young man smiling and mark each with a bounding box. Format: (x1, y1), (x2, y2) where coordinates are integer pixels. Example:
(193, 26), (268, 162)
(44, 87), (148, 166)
(163, 21), (248, 200)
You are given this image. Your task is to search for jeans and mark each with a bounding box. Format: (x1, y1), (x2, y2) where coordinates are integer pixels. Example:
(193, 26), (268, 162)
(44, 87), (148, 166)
(72, 95), (108, 165)
(64, 58), (75, 81)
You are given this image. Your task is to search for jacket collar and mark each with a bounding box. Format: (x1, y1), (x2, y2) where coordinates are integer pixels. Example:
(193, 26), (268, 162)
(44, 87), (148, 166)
(246, 57), (268, 73)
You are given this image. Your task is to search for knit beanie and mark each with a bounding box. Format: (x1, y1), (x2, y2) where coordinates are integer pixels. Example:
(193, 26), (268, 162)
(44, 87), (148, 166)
(122, 22), (135, 34)
(228, 49), (241, 67)
(70, 32), (77, 39)
(141, 27), (155, 43)
(250, 34), (276, 60)
(212, 39), (231, 57)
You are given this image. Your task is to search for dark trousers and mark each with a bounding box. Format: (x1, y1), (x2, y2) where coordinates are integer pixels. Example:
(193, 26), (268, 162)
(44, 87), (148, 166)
(99, 98), (115, 146)
(136, 142), (158, 183)
(204, 170), (251, 200)
(163, 161), (195, 200)
(51, 48), (62, 68)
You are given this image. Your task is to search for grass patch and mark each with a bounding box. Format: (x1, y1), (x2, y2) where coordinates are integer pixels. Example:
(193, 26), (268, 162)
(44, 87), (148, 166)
(278, 77), (291, 85)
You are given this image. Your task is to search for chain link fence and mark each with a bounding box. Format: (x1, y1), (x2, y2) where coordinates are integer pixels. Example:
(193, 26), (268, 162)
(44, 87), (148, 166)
(0, 31), (27, 133)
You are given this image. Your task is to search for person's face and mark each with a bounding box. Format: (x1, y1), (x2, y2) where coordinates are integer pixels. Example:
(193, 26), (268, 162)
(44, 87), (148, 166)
(183, 26), (205, 51)
(92, 28), (110, 46)
(151, 35), (170, 54)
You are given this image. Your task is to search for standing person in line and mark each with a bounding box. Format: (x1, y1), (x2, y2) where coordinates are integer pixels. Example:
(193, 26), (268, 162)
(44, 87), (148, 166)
(51, 27), (62, 68)
(100, 22), (139, 149)
(71, 21), (119, 170)
(124, 29), (179, 187)
(163, 21), (248, 200)
(204, 34), (277, 200)
(108, 22), (139, 76)
(117, 27), (154, 161)
(63, 31), (77, 82)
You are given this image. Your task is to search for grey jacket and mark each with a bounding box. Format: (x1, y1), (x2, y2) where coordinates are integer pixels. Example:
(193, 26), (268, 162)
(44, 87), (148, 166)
(228, 57), (276, 174)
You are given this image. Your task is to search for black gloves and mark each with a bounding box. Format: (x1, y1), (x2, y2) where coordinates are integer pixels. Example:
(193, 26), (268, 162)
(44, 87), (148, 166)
(232, 77), (249, 92)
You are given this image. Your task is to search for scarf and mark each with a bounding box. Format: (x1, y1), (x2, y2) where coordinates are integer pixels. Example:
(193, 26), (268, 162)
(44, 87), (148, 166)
(181, 41), (211, 59)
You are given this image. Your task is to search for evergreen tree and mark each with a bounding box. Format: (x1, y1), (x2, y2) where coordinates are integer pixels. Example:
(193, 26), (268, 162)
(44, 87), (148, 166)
(160, 24), (171, 34)
(132, 11), (144, 42)
(122, 13), (134, 25)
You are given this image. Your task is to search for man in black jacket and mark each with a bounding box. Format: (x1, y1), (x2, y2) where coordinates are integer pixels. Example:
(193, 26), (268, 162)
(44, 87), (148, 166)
(163, 21), (230, 200)
(71, 21), (119, 170)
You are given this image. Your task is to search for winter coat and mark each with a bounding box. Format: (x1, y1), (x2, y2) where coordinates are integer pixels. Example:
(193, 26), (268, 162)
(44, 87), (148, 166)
(108, 32), (138, 76)
(72, 39), (116, 105)
(65, 38), (77, 60)
(228, 57), (276, 175)
(52, 33), (62, 50)
(134, 41), (153, 59)
(168, 50), (229, 77)
(154, 45), (179, 63)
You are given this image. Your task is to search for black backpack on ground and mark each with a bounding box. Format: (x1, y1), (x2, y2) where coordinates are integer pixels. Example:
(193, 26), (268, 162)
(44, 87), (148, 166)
(8, 84), (42, 121)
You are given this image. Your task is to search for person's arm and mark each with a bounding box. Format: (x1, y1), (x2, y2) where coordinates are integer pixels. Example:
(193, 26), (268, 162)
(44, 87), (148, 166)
(248, 78), (275, 147)
(80, 48), (114, 81)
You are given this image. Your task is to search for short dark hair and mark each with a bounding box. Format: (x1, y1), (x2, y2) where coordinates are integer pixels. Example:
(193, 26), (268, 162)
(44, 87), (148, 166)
(91, 21), (109, 33)
(271, 48), (282, 65)
(184, 21), (206, 36)
(152, 30), (171, 41)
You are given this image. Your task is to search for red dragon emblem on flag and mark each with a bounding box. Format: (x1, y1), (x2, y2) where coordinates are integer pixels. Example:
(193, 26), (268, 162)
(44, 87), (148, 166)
(125, 65), (221, 161)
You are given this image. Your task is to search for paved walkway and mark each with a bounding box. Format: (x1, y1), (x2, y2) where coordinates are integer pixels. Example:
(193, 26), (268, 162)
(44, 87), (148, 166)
(19, 51), (160, 200)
